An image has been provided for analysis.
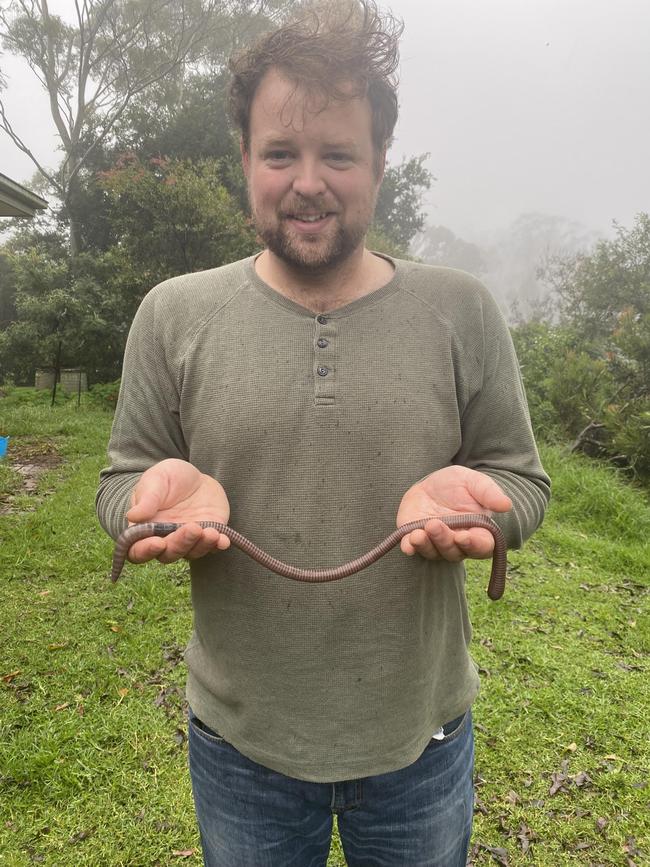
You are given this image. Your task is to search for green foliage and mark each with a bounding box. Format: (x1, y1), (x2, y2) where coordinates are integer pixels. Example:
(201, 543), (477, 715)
(0, 243), (130, 385)
(551, 214), (650, 337)
(98, 155), (258, 295)
(88, 379), (122, 411)
(515, 214), (650, 482)
(0, 386), (72, 407)
(511, 323), (578, 440)
(373, 154), (432, 252)
(366, 226), (412, 260)
(0, 249), (17, 326)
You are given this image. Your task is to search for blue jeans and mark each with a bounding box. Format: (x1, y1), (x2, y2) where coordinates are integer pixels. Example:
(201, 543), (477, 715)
(188, 708), (474, 867)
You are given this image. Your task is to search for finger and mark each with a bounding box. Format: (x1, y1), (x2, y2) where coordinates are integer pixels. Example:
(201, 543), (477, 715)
(128, 535), (168, 564)
(454, 527), (496, 559)
(184, 527), (231, 559)
(430, 525), (495, 561)
(401, 522), (496, 562)
(129, 525), (231, 565)
(421, 520), (466, 562)
(400, 527), (439, 558)
(155, 523), (212, 564)
(127, 523), (203, 565)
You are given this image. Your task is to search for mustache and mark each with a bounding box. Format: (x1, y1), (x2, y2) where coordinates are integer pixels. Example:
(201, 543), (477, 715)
(281, 197), (337, 214)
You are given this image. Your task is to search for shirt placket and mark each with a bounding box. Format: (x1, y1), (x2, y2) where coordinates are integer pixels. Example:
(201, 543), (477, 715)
(313, 313), (337, 406)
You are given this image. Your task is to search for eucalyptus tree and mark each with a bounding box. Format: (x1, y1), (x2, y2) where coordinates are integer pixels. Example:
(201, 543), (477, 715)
(0, 0), (275, 254)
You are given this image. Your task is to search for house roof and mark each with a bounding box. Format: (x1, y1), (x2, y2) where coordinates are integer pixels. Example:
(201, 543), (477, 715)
(0, 172), (48, 217)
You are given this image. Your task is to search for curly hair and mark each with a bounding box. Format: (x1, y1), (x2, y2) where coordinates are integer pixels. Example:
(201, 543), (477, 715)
(229, 0), (403, 158)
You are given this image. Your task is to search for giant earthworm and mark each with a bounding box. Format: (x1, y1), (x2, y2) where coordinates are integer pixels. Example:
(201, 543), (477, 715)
(110, 514), (507, 600)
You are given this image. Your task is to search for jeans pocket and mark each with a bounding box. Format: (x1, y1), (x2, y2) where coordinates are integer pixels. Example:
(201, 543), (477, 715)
(428, 711), (469, 748)
(189, 711), (226, 744)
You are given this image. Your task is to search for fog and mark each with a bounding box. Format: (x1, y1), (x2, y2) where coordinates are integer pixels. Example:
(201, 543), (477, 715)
(1, 0), (649, 307)
(390, 0), (650, 242)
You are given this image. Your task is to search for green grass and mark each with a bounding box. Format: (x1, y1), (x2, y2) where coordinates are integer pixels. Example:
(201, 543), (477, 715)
(1, 392), (648, 866)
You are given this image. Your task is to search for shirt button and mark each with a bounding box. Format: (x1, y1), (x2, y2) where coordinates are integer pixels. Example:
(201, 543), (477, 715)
(317, 366), (329, 376)
(316, 315), (328, 324)
(316, 338), (329, 348)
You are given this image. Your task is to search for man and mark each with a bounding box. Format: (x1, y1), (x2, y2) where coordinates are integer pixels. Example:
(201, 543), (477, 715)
(97, 1), (550, 864)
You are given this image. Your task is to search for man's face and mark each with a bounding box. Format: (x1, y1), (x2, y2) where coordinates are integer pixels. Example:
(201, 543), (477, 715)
(242, 68), (384, 273)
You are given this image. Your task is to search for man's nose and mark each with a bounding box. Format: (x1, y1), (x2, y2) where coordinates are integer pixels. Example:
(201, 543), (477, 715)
(291, 160), (327, 198)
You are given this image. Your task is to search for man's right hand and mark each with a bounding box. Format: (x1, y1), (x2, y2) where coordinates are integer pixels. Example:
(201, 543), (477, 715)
(125, 459), (231, 566)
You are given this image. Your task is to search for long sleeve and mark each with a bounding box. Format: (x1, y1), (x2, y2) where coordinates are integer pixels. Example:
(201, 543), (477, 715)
(451, 278), (550, 547)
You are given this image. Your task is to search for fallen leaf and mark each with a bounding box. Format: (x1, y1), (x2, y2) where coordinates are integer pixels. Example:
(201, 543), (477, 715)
(1, 670), (21, 682)
(172, 849), (196, 858)
(565, 742), (578, 752)
(477, 843), (509, 865)
(549, 770), (569, 796)
(516, 822), (536, 854)
(54, 702), (70, 711)
(571, 771), (593, 788)
(623, 837), (640, 856)
(596, 817), (608, 832)
(110, 625), (122, 633)
(38, 590), (51, 597)
(48, 642), (69, 651)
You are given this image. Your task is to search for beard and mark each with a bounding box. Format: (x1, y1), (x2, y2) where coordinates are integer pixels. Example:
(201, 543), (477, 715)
(257, 219), (367, 274)
(250, 194), (376, 275)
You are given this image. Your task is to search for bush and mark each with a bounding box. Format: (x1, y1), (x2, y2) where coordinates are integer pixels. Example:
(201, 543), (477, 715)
(88, 379), (121, 411)
(0, 386), (73, 407)
(515, 215), (650, 484)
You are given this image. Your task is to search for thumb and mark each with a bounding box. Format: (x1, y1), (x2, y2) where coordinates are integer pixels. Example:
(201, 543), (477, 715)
(468, 471), (512, 513)
(126, 468), (172, 523)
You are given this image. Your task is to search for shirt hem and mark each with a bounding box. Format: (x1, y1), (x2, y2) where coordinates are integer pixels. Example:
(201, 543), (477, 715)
(186, 678), (480, 783)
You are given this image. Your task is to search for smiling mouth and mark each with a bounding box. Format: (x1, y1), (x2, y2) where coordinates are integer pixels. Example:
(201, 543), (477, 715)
(288, 213), (332, 222)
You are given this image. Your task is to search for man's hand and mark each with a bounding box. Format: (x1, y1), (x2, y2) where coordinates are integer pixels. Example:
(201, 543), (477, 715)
(397, 466), (512, 563)
(125, 459), (231, 565)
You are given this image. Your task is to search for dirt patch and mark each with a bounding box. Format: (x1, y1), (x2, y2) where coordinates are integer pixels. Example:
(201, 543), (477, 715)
(0, 438), (64, 514)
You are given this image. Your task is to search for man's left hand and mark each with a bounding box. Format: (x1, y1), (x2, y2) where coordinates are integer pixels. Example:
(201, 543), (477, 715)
(397, 466), (512, 562)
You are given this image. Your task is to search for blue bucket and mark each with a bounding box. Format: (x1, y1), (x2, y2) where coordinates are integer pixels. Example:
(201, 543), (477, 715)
(0, 436), (9, 459)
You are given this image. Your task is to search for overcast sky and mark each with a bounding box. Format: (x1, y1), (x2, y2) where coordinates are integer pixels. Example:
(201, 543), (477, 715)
(1, 0), (649, 241)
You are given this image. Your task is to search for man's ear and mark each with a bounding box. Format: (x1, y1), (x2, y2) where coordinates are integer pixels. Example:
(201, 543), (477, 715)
(240, 137), (250, 177)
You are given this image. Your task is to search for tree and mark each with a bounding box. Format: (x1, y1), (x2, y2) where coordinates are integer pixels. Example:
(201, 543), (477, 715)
(0, 155), (258, 387)
(98, 154), (257, 297)
(0, 0), (260, 254)
(411, 224), (485, 274)
(373, 154), (432, 253)
(0, 241), (128, 385)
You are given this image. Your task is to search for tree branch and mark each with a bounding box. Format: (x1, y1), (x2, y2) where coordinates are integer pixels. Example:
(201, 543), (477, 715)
(0, 98), (62, 193)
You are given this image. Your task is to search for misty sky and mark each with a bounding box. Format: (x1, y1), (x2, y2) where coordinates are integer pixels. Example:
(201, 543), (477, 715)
(1, 0), (649, 242)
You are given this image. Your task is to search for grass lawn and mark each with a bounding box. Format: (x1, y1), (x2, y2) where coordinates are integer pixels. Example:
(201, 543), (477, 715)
(1, 390), (648, 866)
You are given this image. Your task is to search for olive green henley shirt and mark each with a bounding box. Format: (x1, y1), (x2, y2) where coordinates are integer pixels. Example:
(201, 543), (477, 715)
(97, 254), (550, 782)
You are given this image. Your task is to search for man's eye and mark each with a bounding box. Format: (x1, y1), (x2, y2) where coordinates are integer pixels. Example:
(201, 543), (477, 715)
(266, 151), (292, 162)
(327, 153), (352, 164)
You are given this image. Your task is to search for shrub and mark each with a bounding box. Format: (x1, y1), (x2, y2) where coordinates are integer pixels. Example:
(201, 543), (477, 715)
(88, 379), (121, 411)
